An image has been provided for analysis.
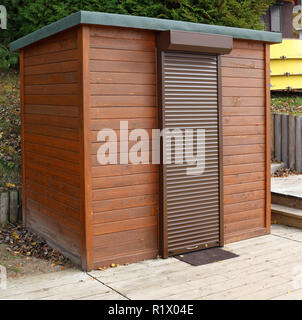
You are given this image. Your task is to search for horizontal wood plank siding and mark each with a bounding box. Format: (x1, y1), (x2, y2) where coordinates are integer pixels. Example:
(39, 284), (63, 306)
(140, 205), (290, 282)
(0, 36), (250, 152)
(21, 26), (270, 269)
(221, 39), (267, 243)
(89, 26), (158, 268)
(23, 29), (82, 265)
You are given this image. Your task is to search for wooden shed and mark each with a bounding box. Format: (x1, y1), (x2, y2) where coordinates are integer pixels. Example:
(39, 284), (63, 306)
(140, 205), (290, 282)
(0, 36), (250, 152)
(10, 11), (282, 271)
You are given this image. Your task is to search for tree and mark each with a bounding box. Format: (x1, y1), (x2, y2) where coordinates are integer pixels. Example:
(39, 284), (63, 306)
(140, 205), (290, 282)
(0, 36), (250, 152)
(0, 0), (275, 69)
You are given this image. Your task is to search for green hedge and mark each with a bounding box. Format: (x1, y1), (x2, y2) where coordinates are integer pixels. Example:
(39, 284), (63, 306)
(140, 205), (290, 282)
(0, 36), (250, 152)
(0, 0), (274, 69)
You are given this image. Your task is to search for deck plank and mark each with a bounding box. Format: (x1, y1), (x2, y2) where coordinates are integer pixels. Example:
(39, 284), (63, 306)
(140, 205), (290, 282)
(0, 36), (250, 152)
(2, 225), (302, 300)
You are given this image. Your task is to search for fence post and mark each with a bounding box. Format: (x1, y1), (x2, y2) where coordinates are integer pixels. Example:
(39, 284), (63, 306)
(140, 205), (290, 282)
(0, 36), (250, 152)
(281, 114), (289, 167)
(296, 116), (302, 172)
(0, 193), (9, 225)
(9, 190), (18, 224)
(275, 114), (282, 162)
(271, 113), (275, 160)
(18, 188), (22, 223)
(289, 115), (296, 170)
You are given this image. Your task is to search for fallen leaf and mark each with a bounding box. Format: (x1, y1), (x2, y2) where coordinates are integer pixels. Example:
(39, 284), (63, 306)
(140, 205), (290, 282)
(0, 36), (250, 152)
(12, 232), (19, 239)
(98, 266), (108, 271)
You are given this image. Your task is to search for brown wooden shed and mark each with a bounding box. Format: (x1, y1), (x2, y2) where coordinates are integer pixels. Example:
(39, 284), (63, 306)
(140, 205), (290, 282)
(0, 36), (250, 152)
(10, 11), (282, 271)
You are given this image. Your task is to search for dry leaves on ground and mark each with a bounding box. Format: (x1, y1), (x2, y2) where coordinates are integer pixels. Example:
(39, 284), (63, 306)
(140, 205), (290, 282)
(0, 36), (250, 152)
(272, 167), (298, 177)
(0, 223), (71, 266)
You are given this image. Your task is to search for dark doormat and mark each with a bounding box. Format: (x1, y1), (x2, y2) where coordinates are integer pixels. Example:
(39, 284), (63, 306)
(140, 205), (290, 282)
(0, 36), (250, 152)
(175, 248), (239, 266)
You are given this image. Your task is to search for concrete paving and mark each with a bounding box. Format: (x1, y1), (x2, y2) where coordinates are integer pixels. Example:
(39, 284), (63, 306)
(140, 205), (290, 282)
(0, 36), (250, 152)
(271, 174), (302, 198)
(1, 224), (302, 300)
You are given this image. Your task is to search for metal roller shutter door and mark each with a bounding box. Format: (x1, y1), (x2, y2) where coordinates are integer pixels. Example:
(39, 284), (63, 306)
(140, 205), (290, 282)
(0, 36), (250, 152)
(162, 51), (221, 256)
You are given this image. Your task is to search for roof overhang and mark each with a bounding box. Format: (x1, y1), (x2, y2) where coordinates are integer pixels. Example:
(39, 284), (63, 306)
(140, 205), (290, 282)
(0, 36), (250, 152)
(10, 11), (282, 52)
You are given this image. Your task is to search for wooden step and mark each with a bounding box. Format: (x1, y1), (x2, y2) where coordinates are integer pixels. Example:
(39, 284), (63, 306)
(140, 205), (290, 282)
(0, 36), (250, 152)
(271, 203), (302, 229)
(271, 192), (302, 210)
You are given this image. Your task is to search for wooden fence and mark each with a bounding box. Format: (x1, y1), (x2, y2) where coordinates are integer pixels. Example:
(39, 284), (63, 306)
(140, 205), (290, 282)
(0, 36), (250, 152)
(271, 113), (302, 171)
(0, 188), (22, 225)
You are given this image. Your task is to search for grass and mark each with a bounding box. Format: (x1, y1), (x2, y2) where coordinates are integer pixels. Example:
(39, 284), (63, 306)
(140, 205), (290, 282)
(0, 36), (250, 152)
(0, 244), (21, 275)
(0, 70), (21, 191)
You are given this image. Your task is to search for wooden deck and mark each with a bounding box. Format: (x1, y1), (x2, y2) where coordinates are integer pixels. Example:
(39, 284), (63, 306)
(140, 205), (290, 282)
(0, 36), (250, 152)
(1, 224), (302, 300)
(271, 175), (302, 229)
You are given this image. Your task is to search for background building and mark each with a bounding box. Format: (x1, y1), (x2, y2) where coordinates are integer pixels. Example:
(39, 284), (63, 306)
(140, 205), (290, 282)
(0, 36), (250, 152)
(264, 0), (296, 38)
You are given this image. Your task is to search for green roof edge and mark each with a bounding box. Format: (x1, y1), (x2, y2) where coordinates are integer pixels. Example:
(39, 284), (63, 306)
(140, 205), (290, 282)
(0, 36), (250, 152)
(10, 10), (282, 52)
